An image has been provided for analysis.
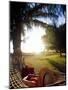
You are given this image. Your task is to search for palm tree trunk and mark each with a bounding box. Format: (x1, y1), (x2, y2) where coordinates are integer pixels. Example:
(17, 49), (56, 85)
(13, 28), (21, 53)
(12, 27), (22, 71)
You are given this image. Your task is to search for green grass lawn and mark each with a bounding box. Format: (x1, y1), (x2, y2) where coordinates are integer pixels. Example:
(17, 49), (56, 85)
(24, 53), (66, 75)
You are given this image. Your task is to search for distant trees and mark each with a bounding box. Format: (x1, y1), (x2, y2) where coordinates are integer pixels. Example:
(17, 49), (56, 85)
(42, 23), (66, 56)
(55, 24), (66, 56)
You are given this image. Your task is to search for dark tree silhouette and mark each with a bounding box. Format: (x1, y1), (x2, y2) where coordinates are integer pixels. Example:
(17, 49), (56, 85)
(55, 23), (66, 56)
(42, 23), (66, 56)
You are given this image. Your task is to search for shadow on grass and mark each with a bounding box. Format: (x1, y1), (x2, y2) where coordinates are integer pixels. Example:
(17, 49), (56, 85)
(47, 59), (66, 74)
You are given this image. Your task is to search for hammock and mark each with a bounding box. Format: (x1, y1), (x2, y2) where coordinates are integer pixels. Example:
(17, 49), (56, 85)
(9, 65), (28, 89)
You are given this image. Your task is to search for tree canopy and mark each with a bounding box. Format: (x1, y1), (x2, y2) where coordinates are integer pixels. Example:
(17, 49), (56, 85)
(10, 1), (66, 53)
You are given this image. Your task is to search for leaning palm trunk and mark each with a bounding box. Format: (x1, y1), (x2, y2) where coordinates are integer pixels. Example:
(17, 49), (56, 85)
(13, 27), (21, 53)
(12, 25), (23, 71)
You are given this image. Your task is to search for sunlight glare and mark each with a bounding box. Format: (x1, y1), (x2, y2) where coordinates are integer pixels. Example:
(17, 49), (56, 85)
(21, 25), (46, 53)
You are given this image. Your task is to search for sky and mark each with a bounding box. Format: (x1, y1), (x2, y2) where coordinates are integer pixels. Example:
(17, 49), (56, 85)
(36, 14), (65, 27)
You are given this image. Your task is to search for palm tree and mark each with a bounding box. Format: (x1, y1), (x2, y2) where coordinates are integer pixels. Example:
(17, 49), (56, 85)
(10, 1), (66, 63)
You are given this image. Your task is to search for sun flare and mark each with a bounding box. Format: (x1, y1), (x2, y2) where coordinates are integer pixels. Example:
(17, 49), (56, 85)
(21, 25), (45, 53)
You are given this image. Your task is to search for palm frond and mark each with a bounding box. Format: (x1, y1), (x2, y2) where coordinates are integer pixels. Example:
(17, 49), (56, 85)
(31, 19), (49, 28)
(32, 11), (58, 18)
